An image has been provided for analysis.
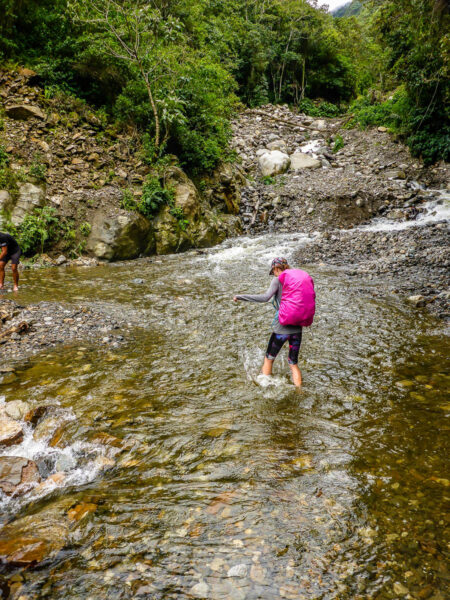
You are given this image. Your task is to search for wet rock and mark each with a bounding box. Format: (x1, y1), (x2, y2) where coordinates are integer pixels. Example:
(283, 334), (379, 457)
(407, 295), (426, 307)
(67, 502), (97, 522)
(0, 507), (69, 566)
(3, 400), (30, 421)
(0, 457), (41, 495)
(55, 254), (67, 266)
(5, 104), (45, 120)
(11, 182), (46, 225)
(0, 417), (24, 447)
(258, 151), (291, 177)
(250, 564), (266, 584)
(290, 152), (321, 170)
(393, 582), (409, 596)
(55, 453), (77, 472)
(33, 415), (61, 443)
(24, 405), (53, 427)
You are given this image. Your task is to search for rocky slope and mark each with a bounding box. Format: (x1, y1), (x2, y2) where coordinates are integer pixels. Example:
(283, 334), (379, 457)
(0, 67), (244, 261)
(232, 104), (449, 319)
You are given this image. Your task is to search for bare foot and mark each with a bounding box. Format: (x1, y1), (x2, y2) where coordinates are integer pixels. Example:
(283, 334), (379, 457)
(13, 286), (19, 292)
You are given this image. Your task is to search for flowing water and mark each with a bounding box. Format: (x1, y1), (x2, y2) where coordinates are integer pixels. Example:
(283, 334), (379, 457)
(1, 233), (449, 600)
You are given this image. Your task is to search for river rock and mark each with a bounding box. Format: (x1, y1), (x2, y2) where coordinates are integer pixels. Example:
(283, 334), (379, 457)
(4, 400), (30, 421)
(11, 182), (46, 225)
(290, 152), (321, 170)
(0, 456), (41, 495)
(312, 119), (326, 130)
(407, 295), (426, 307)
(5, 104), (45, 120)
(258, 151), (291, 177)
(0, 507), (69, 566)
(87, 209), (155, 261)
(0, 417), (24, 447)
(33, 415), (61, 443)
(190, 581), (209, 598)
(266, 139), (287, 152)
(24, 405), (52, 427)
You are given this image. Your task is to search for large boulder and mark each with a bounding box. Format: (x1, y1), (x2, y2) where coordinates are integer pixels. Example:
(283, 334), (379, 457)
(258, 151), (291, 177)
(290, 152), (322, 170)
(87, 210), (155, 261)
(11, 182), (46, 225)
(202, 162), (245, 215)
(0, 457), (41, 495)
(5, 104), (45, 121)
(165, 167), (201, 221)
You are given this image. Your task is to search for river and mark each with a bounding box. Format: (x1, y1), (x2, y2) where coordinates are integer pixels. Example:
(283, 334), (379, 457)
(1, 232), (449, 599)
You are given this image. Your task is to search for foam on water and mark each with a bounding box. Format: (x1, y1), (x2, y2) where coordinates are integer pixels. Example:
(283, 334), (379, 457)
(0, 398), (117, 512)
(360, 190), (450, 232)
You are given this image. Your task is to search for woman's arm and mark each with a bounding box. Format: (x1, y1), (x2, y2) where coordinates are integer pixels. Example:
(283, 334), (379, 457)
(234, 277), (280, 303)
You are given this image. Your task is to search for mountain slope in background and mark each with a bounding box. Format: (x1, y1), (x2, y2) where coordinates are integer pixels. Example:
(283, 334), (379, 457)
(333, 1), (362, 17)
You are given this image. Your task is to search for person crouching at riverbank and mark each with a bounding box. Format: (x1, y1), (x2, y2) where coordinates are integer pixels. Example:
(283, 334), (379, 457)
(233, 257), (315, 387)
(0, 232), (21, 292)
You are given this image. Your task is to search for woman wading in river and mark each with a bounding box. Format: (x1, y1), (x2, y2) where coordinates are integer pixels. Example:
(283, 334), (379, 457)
(233, 257), (315, 387)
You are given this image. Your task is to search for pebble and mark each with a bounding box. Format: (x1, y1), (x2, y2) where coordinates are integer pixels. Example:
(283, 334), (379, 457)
(227, 563), (248, 577)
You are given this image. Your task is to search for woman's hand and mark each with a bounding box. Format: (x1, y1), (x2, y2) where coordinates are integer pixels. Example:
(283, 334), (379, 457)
(233, 296), (239, 302)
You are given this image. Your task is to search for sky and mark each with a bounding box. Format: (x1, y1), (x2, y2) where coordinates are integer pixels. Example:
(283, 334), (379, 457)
(315, 0), (350, 11)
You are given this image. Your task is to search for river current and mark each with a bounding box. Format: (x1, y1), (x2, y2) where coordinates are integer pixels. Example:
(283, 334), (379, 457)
(1, 232), (449, 599)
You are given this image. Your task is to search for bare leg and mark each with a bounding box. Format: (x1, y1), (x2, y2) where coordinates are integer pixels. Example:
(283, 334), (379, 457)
(11, 264), (19, 291)
(289, 364), (302, 387)
(0, 262), (5, 289)
(262, 357), (274, 376)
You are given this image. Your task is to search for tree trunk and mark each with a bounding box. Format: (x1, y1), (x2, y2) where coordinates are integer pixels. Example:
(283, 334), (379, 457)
(139, 63), (160, 149)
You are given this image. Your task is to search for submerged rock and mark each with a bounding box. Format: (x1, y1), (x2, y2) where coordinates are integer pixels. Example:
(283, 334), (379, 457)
(0, 456), (41, 495)
(0, 507), (69, 566)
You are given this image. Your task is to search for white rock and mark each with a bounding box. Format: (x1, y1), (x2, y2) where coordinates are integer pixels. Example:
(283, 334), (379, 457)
(11, 182), (46, 225)
(4, 400), (30, 421)
(312, 119), (327, 130)
(290, 152), (321, 170)
(258, 151), (290, 177)
(227, 563), (248, 577)
(256, 149), (267, 157)
(190, 581), (209, 598)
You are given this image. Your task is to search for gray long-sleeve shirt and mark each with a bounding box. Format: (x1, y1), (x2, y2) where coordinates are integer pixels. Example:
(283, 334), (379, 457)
(236, 277), (302, 335)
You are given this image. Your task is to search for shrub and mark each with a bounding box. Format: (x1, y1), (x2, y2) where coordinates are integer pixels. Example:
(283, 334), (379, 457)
(332, 134), (344, 153)
(14, 207), (61, 255)
(298, 99), (343, 118)
(29, 153), (47, 180)
(137, 176), (174, 219)
(120, 188), (137, 212)
(79, 221), (92, 236)
(0, 144), (9, 166)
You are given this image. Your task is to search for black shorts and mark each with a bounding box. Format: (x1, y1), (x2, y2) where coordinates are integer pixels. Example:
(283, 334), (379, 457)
(266, 331), (302, 365)
(0, 249), (21, 265)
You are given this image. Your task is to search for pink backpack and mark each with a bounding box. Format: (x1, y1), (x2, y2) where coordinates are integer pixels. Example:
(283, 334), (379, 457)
(278, 269), (316, 327)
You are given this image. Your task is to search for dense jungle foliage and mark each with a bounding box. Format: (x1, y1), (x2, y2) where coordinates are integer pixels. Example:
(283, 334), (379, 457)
(0, 0), (448, 169)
